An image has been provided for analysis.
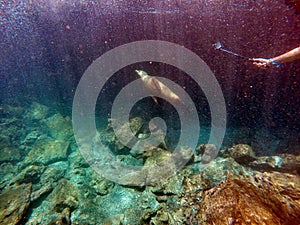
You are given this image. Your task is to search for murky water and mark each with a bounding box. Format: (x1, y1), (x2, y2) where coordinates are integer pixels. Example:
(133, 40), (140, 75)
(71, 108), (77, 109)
(1, 1), (300, 224)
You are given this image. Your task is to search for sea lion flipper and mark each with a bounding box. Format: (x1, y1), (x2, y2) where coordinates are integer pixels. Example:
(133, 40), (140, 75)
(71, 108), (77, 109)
(151, 96), (159, 104)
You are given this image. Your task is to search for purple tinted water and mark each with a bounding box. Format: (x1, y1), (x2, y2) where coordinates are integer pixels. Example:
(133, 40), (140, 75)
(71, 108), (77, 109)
(0, 0), (299, 133)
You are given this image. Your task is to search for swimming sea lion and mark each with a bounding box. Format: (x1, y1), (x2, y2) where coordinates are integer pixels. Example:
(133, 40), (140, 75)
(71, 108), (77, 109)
(135, 69), (183, 105)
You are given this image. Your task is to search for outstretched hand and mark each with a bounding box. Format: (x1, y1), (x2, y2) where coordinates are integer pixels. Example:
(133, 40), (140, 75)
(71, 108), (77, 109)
(252, 58), (272, 68)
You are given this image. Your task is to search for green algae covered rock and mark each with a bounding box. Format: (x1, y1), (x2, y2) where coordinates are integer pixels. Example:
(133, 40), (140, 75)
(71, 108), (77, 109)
(27, 102), (50, 120)
(43, 113), (73, 140)
(0, 141), (21, 163)
(0, 183), (32, 225)
(15, 164), (45, 184)
(226, 144), (256, 165)
(40, 161), (68, 186)
(97, 185), (159, 225)
(199, 157), (253, 189)
(23, 138), (69, 166)
(51, 179), (80, 212)
(104, 117), (144, 152)
(26, 178), (81, 225)
(146, 150), (185, 195)
(0, 163), (19, 190)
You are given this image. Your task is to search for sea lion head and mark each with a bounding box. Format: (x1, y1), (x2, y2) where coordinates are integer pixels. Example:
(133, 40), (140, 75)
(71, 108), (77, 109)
(135, 70), (149, 78)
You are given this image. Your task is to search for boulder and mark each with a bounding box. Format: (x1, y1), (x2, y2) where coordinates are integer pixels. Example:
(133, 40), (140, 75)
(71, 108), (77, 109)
(0, 141), (21, 163)
(26, 102), (50, 120)
(0, 183), (32, 225)
(26, 179), (81, 225)
(43, 113), (73, 140)
(226, 144), (256, 165)
(23, 139), (69, 166)
(197, 172), (300, 225)
(105, 117), (143, 152)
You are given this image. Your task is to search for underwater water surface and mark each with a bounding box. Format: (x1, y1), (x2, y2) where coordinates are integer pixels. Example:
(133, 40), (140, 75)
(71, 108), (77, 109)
(1, 0), (300, 224)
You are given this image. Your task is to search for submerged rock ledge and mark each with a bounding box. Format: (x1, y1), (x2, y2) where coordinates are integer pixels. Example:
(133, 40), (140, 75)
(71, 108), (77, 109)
(197, 172), (300, 225)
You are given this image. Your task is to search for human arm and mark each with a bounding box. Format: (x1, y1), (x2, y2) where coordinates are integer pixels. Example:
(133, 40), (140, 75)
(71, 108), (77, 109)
(252, 46), (300, 68)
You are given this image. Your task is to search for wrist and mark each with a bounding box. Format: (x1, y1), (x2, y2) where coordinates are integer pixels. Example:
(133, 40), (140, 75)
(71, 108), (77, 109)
(269, 58), (281, 67)
(267, 58), (273, 66)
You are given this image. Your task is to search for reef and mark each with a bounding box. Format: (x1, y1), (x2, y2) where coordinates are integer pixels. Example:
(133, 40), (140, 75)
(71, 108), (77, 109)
(0, 183), (32, 224)
(0, 102), (300, 224)
(198, 172), (300, 225)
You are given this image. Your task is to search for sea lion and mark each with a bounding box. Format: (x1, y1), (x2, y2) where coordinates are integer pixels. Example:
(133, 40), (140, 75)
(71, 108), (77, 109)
(135, 70), (183, 105)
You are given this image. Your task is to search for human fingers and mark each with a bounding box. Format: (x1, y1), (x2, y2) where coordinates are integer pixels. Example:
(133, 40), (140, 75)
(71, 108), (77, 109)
(252, 58), (269, 63)
(253, 61), (268, 68)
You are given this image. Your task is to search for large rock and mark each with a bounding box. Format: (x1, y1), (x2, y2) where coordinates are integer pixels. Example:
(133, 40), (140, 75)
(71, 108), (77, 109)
(21, 130), (42, 147)
(197, 172), (300, 225)
(249, 155), (283, 171)
(250, 153), (300, 175)
(104, 117), (144, 152)
(199, 157), (253, 189)
(29, 162), (68, 202)
(23, 138), (69, 166)
(14, 164), (45, 185)
(146, 150), (185, 195)
(0, 141), (21, 163)
(0, 183), (32, 225)
(40, 161), (68, 186)
(94, 185), (159, 225)
(26, 102), (50, 120)
(50, 179), (80, 212)
(279, 153), (300, 174)
(225, 144), (256, 165)
(195, 144), (219, 164)
(43, 113), (73, 140)
(0, 163), (18, 190)
(26, 179), (81, 225)
(87, 169), (115, 196)
(144, 157), (255, 224)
